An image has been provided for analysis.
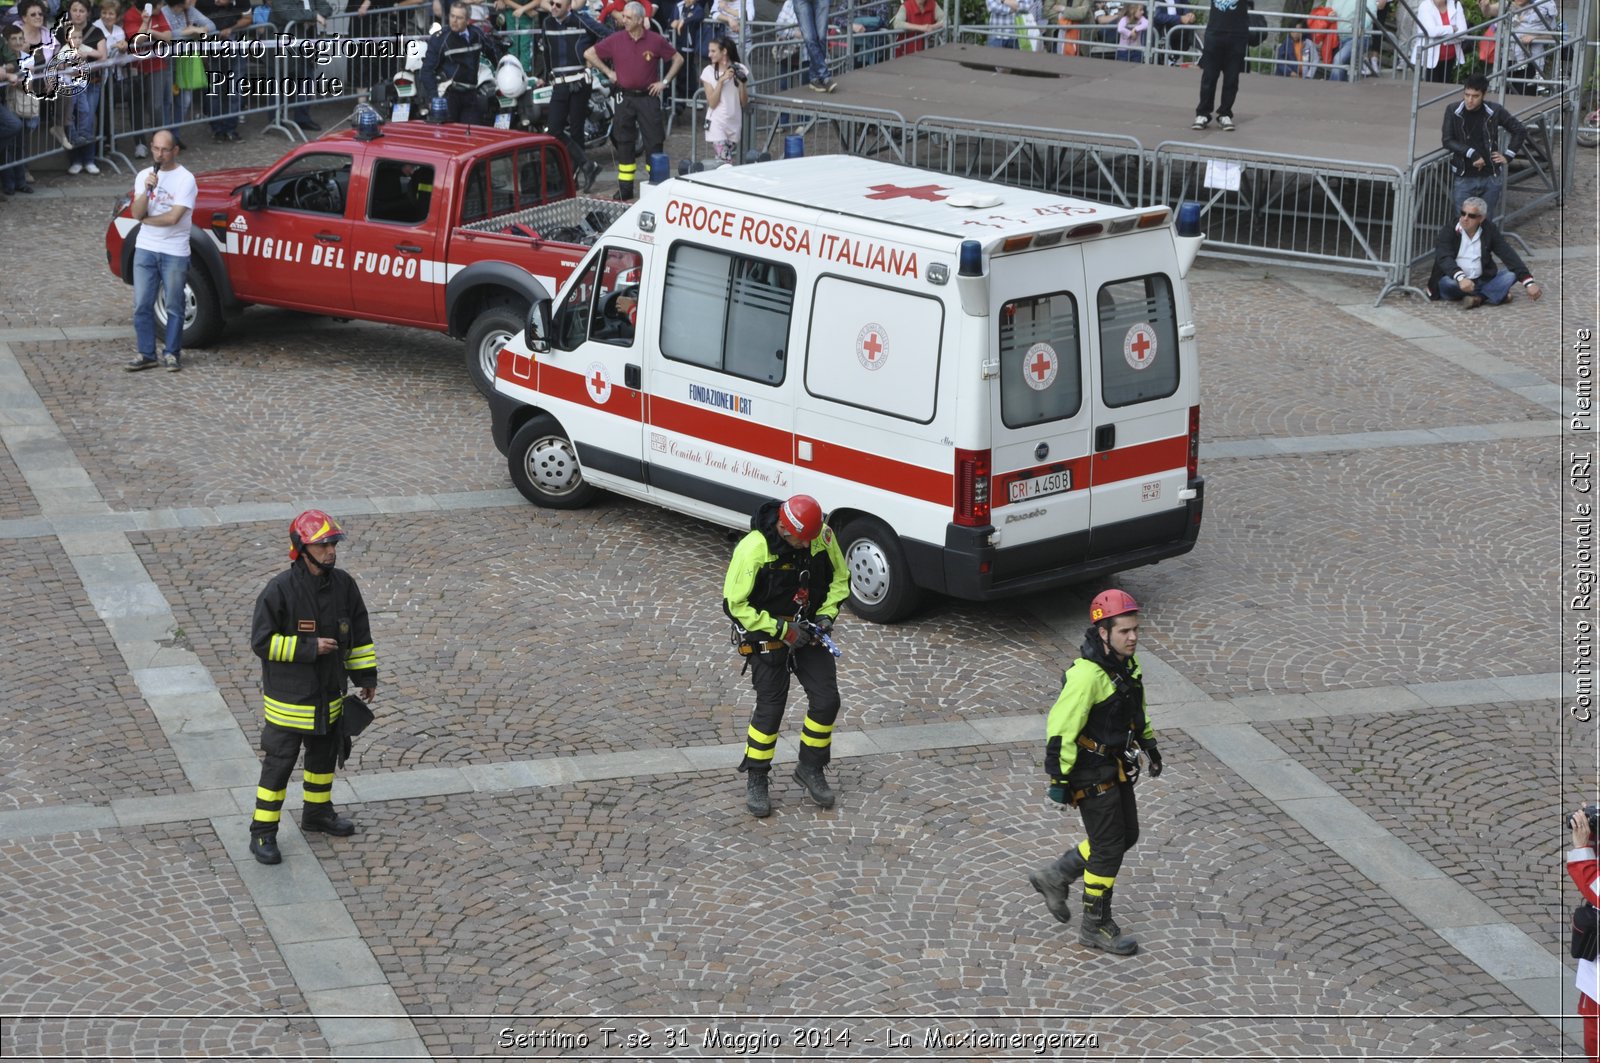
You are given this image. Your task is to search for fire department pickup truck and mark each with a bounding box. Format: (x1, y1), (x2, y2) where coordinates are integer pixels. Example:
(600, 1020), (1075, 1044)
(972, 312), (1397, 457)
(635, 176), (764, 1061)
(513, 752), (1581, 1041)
(104, 123), (626, 395)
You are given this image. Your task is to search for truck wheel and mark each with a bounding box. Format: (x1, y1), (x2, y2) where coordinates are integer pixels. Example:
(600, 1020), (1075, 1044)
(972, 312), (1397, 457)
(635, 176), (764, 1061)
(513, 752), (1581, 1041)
(508, 413), (598, 509)
(153, 265), (223, 350)
(841, 516), (921, 623)
(465, 305), (524, 397)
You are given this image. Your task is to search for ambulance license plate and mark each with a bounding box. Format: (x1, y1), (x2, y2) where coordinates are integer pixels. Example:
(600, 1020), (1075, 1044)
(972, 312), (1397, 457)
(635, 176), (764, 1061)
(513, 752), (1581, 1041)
(1009, 470), (1072, 503)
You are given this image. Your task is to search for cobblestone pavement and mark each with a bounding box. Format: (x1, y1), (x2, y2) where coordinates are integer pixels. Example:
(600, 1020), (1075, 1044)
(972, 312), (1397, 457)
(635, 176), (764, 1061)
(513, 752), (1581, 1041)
(0, 107), (1591, 1061)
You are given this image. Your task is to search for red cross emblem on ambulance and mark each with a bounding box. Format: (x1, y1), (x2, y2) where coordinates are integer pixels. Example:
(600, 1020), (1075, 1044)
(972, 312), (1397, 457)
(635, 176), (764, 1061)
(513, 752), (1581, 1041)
(1023, 342), (1057, 391)
(586, 361), (613, 404)
(1123, 323), (1157, 371)
(856, 322), (889, 371)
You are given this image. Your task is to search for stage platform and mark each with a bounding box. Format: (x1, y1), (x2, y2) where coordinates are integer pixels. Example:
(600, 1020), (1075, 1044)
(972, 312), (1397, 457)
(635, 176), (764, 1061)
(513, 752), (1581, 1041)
(742, 43), (1573, 299)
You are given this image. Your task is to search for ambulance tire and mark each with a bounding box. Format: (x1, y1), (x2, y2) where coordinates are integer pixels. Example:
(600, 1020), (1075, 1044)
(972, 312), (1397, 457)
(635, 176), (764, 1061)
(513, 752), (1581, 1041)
(508, 414), (598, 509)
(840, 516), (921, 624)
(465, 304), (524, 397)
(153, 265), (222, 350)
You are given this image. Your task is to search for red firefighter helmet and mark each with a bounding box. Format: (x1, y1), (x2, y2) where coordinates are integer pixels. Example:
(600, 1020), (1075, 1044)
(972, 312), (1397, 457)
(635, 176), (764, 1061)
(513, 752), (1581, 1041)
(1089, 589), (1140, 624)
(288, 509), (346, 561)
(776, 494), (824, 543)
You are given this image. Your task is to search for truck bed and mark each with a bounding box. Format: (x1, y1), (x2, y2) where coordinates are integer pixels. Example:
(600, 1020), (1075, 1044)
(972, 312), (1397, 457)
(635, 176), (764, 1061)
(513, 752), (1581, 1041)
(461, 196), (630, 247)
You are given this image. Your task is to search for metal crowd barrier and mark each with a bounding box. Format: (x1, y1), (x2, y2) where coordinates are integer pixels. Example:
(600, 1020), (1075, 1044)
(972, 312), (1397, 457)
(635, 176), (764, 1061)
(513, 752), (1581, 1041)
(910, 115), (1145, 206)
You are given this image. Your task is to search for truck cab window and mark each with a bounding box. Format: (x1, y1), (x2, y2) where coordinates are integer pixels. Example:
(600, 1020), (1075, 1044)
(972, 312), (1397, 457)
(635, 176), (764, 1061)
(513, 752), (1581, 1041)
(999, 292), (1082, 429)
(366, 160), (434, 225)
(264, 152), (353, 216)
(1097, 274), (1179, 407)
(660, 244), (795, 386)
(551, 247), (644, 350)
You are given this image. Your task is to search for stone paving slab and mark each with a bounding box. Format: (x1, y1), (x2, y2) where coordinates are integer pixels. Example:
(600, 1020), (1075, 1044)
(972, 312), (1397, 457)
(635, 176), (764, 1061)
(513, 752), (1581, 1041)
(0, 437), (38, 519)
(1256, 701), (1572, 962)
(0, 538), (190, 811)
(1117, 435), (1558, 696)
(10, 329), (503, 512)
(303, 741), (1555, 1059)
(1192, 274), (1552, 445)
(0, 822), (327, 1058)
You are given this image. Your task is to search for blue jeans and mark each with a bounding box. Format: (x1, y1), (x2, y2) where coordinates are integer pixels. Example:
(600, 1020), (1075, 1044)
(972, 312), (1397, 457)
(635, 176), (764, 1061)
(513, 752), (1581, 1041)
(210, 58), (243, 134)
(69, 82), (100, 166)
(1452, 170), (1504, 223)
(987, 31), (1018, 47)
(132, 248), (190, 359)
(792, 0), (832, 84)
(1328, 34), (1368, 80)
(1438, 269), (1516, 304)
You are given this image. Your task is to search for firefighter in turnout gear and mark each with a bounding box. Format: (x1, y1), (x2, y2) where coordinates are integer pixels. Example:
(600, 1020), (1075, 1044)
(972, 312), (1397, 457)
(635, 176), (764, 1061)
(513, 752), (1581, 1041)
(723, 495), (849, 818)
(246, 510), (377, 866)
(1029, 589), (1164, 954)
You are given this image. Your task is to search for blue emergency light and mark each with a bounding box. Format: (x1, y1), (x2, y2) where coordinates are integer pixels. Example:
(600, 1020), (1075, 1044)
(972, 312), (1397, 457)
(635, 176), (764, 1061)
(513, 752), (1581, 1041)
(957, 239), (983, 277)
(354, 103), (383, 141)
(1176, 201), (1204, 238)
(428, 95), (449, 124)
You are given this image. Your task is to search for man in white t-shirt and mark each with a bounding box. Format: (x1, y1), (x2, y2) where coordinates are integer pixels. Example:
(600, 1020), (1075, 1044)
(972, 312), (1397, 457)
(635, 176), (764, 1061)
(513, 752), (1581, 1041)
(126, 129), (198, 373)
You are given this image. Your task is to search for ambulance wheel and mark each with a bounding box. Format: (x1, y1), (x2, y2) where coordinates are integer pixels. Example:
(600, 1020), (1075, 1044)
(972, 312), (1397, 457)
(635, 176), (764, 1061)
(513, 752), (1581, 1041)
(465, 304), (523, 397)
(153, 264), (222, 350)
(841, 516), (920, 623)
(508, 414), (597, 509)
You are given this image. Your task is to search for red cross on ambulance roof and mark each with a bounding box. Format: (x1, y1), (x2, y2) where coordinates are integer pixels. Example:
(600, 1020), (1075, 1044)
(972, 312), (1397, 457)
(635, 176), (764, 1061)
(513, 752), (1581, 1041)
(864, 183), (949, 202)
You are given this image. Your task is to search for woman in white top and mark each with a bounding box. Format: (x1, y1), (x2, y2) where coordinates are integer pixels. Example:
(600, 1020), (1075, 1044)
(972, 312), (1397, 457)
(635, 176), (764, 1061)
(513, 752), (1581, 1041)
(700, 35), (748, 164)
(1412, 0), (1465, 82)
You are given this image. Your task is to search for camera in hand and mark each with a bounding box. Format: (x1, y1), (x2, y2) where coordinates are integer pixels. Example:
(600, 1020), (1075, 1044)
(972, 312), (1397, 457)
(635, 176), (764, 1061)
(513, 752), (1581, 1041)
(1569, 804), (1600, 835)
(733, 66), (747, 83)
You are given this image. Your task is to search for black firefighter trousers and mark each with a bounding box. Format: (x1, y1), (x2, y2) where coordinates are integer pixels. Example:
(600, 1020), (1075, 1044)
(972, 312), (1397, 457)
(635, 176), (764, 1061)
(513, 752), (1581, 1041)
(739, 644), (840, 774)
(251, 721), (339, 838)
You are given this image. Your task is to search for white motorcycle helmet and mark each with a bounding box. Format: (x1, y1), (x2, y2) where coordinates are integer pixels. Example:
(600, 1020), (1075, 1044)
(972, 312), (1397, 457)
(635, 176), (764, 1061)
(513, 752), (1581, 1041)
(495, 54), (527, 98)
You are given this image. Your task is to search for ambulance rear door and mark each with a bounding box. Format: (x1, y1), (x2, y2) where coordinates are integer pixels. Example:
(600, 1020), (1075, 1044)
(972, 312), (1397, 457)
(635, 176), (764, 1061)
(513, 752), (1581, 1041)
(1079, 235), (1195, 561)
(642, 239), (798, 521)
(983, 248), (1094, 571)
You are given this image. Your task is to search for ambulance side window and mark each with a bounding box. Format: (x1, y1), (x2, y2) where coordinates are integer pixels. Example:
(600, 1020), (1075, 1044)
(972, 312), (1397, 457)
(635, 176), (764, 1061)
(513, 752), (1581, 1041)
(550, 246), (644, 350)
(1097, 274), (1179, 407)
(999, 292), (1082, 429)
(659, 244), (795, 387)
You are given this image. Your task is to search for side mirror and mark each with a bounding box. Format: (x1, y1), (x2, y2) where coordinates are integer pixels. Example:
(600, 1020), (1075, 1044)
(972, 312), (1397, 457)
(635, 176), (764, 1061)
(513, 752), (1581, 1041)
(240, 184), (264, 211)
(526, 298), (552, 354)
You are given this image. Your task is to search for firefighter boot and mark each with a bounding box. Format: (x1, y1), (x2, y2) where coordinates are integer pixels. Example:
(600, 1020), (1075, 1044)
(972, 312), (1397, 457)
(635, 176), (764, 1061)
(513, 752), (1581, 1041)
(614, 178), (636, 202)
(302, 807), (357, 837)
(1079, 888), (1138, 956)
(1029, 845), (1087, 923)
(249, 833), (282, 865)
(792, 763), (836, 808)
(745, 770), (772, 818)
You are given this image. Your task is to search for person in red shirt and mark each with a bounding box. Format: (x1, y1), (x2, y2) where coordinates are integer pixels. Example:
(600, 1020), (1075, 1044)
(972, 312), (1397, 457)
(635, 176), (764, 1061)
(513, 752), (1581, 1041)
(1569, 807), (1600, 1063)
(596, 0), (651, 24)
(584, 0), (681, 200)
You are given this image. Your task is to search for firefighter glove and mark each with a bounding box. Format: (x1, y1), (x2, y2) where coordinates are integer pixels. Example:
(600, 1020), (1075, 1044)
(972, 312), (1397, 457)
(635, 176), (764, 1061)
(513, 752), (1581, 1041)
(780, 622), (808, 649)
(1145, 741), (1163, 778)
(817, 615), (834, 635)
(1048, 782), (1070, 805)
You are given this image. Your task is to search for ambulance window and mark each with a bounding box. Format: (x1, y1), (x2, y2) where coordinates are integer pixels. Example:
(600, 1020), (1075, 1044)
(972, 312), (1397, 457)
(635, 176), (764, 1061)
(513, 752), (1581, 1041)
(366, 160), (434, 225)
(999, 292), (1081, 429)
(1097, 274), (1179, 407)
(550, 246), (643, 349)
(806, 277), (944, 424)
(660, 244), (795, 386)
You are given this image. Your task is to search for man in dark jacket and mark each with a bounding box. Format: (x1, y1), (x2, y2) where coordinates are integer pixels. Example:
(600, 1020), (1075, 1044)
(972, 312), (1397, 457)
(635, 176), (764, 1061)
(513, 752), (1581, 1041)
(1427, 195), (1543, 308)
(247, 510), (377, 865)
(419, 0), (503, 124)
(723, 495), (849, 818)
(1441, 72), (1528, 221)
(533, 0), (608, 190)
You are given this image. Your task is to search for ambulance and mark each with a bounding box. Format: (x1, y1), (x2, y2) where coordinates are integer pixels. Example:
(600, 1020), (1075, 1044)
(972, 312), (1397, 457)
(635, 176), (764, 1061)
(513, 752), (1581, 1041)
(487, 155), (1205, 622)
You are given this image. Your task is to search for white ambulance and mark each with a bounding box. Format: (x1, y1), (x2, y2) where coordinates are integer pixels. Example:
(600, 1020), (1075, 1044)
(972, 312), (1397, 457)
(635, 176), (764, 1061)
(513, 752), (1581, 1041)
(487, 155), (1205, 622)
